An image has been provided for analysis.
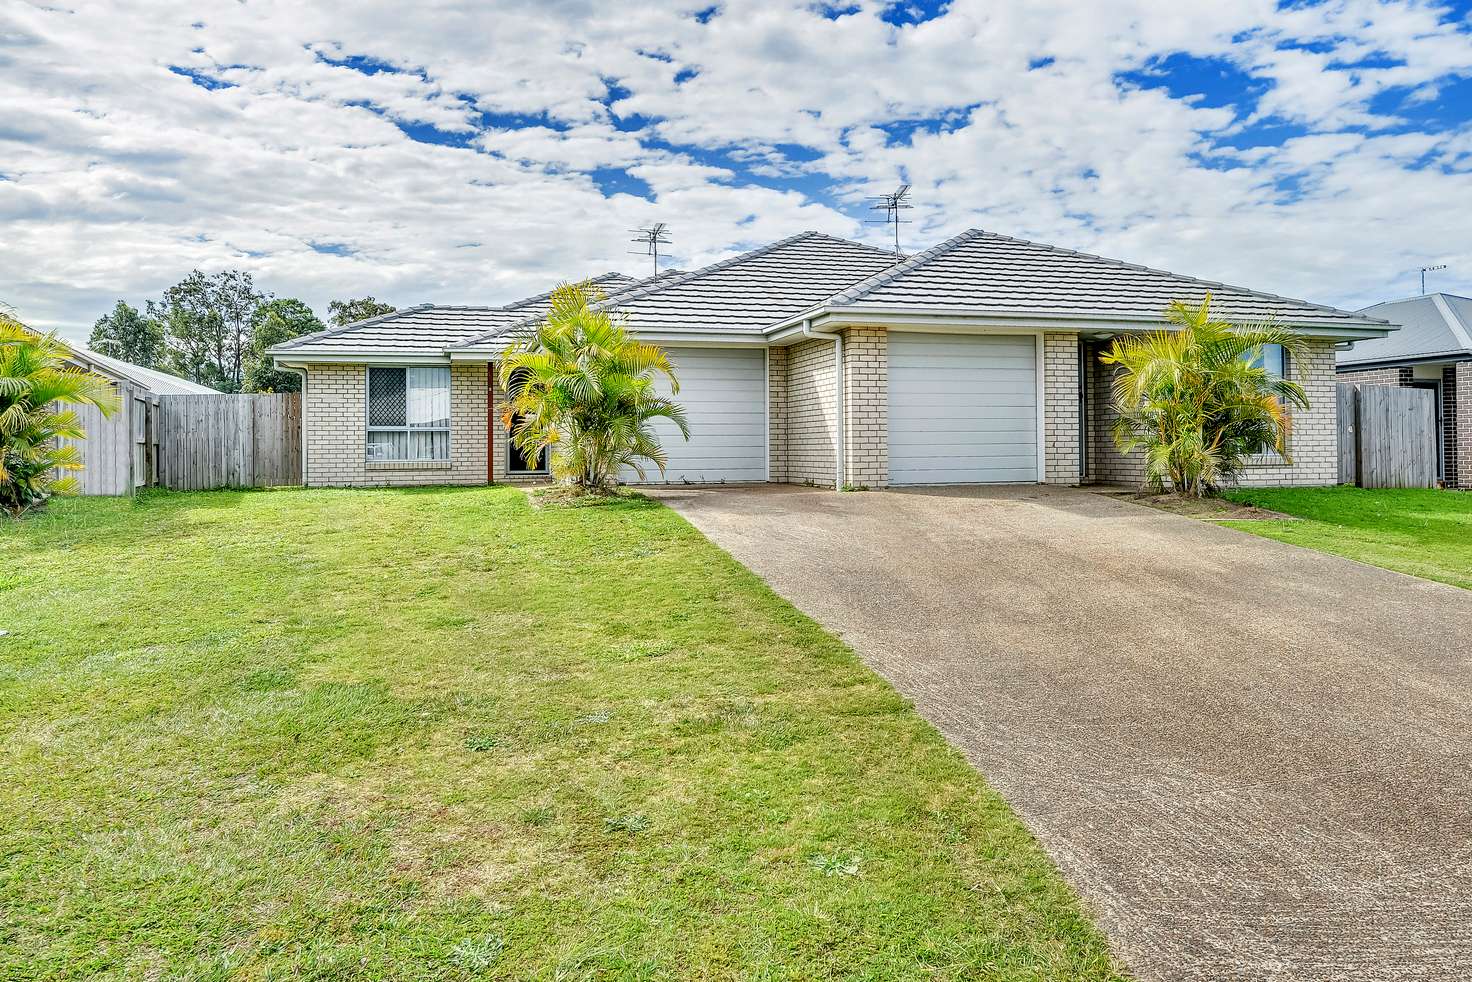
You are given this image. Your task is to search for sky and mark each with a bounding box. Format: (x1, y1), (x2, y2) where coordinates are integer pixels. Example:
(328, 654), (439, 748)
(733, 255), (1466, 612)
(3, 0), (1471, 344)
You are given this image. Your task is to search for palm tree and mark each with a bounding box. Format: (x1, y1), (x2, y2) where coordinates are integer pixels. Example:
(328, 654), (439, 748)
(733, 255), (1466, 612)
(1, 313), (119, 517)
(499, 282), (688, 493)
(1101, 294), (1309, 497)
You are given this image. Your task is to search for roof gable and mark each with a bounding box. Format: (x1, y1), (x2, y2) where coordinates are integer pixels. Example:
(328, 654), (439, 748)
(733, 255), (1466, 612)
(1340, 293), (1472, 366)
(825, 229), (1385, 328)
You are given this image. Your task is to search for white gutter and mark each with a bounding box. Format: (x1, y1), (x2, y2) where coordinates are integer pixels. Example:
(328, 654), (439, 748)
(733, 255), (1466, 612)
(279, 364), (309, 487)
(797, 318), (844, 491)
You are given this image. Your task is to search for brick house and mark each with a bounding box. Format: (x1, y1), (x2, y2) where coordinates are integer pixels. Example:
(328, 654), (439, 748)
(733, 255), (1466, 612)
(269, 229), (1393, 490)
(1338, 293), (1472, 489)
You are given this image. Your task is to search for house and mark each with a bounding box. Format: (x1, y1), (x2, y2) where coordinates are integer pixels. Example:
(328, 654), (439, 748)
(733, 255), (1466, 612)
(269, 229), (1394, 490)
(61, 344), (217, 494)
(1337, 293), (1472, 489)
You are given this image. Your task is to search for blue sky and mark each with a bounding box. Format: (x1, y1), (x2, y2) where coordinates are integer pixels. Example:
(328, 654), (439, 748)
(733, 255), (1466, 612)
(2, 0), (1471, 341)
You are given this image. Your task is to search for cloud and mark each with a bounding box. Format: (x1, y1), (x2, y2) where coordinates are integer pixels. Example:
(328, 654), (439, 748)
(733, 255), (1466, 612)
(0, 0), (1469, 342)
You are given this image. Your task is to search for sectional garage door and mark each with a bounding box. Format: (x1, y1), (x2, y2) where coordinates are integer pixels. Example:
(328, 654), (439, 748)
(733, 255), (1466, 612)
(888, 332), (1038, 485)
(620, 347), (766, 484)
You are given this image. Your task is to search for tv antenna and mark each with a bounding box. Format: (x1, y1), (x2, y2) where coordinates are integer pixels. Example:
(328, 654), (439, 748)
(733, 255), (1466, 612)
(1420, 264), (1447, 295)
(867, 183), (913, 255)
(630, 223), (673, 276)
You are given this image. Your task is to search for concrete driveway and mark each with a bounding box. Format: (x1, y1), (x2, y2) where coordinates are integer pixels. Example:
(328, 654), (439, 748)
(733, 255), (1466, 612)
(649, 483), (1472, 982)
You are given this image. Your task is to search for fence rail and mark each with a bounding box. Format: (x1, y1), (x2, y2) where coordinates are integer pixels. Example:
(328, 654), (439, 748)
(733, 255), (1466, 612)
(1337, 382), (1437, 489)
(155, 393), (302, 490)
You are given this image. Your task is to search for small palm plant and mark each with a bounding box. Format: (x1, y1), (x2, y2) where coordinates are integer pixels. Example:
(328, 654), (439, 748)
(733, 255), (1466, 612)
(499, 282), (688, 493)
(1101, 294), (1308, 497)
(0, 314), (120, 517)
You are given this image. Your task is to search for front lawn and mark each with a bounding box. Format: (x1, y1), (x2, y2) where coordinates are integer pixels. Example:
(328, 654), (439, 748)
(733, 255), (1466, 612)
(1221, 486), (1472, 590)
(2, 487), (1124, 980)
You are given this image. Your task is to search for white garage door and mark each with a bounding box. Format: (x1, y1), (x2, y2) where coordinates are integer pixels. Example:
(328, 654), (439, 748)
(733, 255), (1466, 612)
(888, 332), (1038, 485)
(621, 347), (767, 484)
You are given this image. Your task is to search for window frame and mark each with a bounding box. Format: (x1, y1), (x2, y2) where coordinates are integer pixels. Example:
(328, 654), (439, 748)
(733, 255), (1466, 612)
(1245, 343), (1291, 464)
(364, 364), (453, 464)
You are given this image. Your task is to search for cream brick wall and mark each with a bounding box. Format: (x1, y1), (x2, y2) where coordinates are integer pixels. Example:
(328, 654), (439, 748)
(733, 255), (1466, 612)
(1043, 333), (1081, 485)
(767, 346), (789, 483)
(303, 362), (489, 487)
(842, 327), (888, 488)
(784, 337), (839, 486)
(1085, 338), (1341, 489)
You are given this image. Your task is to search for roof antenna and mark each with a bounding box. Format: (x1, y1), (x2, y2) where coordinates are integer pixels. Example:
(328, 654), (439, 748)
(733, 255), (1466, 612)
(630, 223), (672, 276)
(1420, 264), (1447, 295)
(867, 183), (912, 256)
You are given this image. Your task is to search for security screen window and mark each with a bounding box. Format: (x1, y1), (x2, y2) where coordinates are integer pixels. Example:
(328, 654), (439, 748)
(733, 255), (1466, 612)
(366, 366), (451, 461)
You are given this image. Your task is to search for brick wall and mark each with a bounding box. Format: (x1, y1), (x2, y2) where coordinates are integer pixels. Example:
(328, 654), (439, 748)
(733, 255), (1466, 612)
(1456, 363), (1472, 490)
(767, 346), (788, 483)
(303, 362), (489, 487)
(784, 337), (839, 486)
(842, 327), (887, 488)
(1085, 338), (1341, 489)
(1338, 365), (1413, 387)
(1043, 333), (1080, 484)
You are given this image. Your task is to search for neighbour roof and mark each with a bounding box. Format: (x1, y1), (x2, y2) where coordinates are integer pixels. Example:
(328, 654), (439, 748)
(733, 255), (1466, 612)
(1339, 293), (1472, 366)
(68, 346), (218, 394)
(270, 272), (642, 356)
(821, 229), (1388, 328)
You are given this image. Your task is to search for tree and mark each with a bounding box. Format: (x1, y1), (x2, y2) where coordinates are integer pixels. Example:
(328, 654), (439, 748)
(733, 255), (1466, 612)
(151, 269), (266, 392)
(327, 296), (395, 328)
(499, 282), (687, 493)
(243, 298), (324, 392)
(1101, 294), (1309, 497)
(0, 313), (119, 517)
(89, 301), (164, 367)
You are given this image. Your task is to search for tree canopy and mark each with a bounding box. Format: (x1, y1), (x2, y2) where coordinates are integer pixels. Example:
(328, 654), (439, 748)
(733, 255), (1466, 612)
(88, 301), (164, 368)
(327, 297), (395, 328)
(149, 269), (266, 392)
(243, 298), (324, 393)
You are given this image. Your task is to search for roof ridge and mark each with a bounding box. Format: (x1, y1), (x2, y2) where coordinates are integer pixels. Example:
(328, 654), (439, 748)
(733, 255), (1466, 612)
(270, 303), (430, 352)
(449, 232), (830, 349)
(504, 271), (636, 311)
(825, 228), (985, 307)
(1431, 293), (1472, 351)
(968, 230), (1387, 324)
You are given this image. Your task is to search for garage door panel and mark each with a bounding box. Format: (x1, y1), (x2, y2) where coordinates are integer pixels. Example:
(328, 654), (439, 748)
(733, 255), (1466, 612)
(622, 347), (767, 484)
(888, 332), (1038, 485)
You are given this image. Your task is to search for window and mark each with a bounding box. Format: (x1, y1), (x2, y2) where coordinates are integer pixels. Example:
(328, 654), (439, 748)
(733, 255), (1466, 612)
(1247, 342), (1286, 379)
(366, 366), (451, 461)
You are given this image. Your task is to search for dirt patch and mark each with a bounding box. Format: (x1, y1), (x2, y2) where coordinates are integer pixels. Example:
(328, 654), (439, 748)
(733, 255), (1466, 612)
(525, 485), (643, 510)
(1104, 490), (1296, 521)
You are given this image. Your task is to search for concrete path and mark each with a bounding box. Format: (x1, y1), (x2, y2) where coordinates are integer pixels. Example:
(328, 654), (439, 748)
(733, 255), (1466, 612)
(648, 484), (1472, 982)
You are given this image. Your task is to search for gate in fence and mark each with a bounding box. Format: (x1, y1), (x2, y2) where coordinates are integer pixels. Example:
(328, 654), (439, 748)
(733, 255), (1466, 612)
(1337, 382), (1437, 488)
(155, 393), (302, 490)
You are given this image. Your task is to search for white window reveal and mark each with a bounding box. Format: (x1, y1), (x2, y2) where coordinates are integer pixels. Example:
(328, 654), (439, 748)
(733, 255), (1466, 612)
(366, 366), (451, 462)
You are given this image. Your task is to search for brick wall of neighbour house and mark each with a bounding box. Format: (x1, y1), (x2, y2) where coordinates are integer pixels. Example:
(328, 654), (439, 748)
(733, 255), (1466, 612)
(1456, 363), (1472, 490)
(1085, 338), (1341, 488)
(842, 327), (888, 488)
(783, 337), (839, 486)
(1338, 365), (1414, 387)
(767, 346), (788, 483)
(1043, 333), (1081, 485)
(303, 362), (489, 487)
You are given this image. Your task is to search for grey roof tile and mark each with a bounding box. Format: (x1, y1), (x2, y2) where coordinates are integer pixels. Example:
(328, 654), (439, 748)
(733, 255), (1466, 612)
(829, 229), (1389, 328)
(1340, 294), (1472, 366)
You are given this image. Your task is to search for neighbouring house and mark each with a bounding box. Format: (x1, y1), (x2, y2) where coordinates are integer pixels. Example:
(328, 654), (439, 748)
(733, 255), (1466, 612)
(1338, 293), (1472, 490)
(269, 229), (1394, 490)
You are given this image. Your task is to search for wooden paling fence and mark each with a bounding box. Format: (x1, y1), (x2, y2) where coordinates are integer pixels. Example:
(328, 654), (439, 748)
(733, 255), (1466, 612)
(61, 390), (158, 495)
(155, 393), (302, 490)
(1337, 382), (1437, 489)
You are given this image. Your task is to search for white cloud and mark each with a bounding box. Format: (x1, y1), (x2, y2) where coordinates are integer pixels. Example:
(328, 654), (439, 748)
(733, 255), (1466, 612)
(0, 0), (1469, 342)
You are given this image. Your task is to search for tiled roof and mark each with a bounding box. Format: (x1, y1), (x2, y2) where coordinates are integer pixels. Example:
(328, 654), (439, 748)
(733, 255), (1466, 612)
(1340, 294), (1472, 366)
(268, 272), (640, 355)
(826, 229), (1389, 328)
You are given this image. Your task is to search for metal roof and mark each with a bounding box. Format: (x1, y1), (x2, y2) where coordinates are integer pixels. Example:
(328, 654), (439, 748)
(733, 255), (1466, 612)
(822, 229), (1389, 328)
(269, 272), (641, 356)
(1339, 294), (1472, 366)
(68, 346), (219, 394)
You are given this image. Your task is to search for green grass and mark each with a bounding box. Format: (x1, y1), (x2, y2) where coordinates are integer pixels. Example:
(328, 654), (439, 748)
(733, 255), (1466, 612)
(1221, 486), (1472, 590)
(1, 487), (1124, 981)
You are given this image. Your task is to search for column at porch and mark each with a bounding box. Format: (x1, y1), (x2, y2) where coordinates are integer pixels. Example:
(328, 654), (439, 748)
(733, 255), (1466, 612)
(842, 327), (888, 489)
(1042, 332), (1081, 485)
